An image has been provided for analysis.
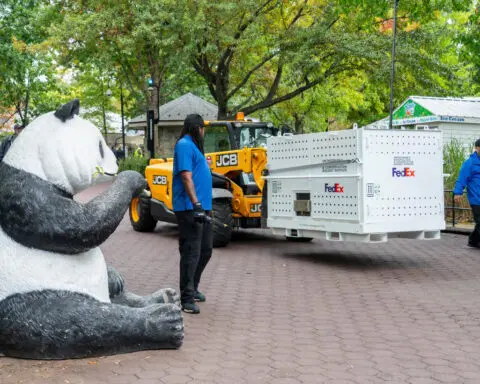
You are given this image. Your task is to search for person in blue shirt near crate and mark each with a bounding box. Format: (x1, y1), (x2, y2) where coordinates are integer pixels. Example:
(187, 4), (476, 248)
(173, 114), (213, 314)
(453, 138), (480, 248)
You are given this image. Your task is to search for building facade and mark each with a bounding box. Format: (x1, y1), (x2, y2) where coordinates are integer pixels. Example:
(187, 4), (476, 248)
(128, 93), (218, 158)
(366, 96), (480, 148)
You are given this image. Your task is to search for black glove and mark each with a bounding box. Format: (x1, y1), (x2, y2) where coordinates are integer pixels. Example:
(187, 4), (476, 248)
(193, 202), (208, 223)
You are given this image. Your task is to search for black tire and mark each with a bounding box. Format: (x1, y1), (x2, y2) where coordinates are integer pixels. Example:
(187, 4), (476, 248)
(129, 195), (157, 232)
(211, 199), (233, 248)
(286, 236), (313, 242)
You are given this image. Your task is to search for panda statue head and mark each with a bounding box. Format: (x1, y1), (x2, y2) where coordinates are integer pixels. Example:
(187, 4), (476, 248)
(3, 99), (118, 195)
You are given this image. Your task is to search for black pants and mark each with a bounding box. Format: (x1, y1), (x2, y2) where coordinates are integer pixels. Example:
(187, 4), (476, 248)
(175, 210), (213, 304)
(469, 205), (480, 245)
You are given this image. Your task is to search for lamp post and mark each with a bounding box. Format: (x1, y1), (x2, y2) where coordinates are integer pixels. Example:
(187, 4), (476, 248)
(105, 87), (112, 144)
(388, 0), (400, 130)
(146, 77), (155, 158)
(120, 84), (126, 156)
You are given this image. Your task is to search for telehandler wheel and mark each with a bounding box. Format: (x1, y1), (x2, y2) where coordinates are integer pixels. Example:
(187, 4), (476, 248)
(211, 199), (233, 248)
(129, 195), (157, 232)
(286, 236), (313, 242)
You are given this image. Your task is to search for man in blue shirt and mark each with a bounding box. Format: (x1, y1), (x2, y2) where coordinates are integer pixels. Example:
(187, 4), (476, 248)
(173, 114), (213, 314)
(454, 138), (480, 248)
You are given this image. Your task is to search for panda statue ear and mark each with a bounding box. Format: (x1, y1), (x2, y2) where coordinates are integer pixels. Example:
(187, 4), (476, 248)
(54, 99), (80, 122)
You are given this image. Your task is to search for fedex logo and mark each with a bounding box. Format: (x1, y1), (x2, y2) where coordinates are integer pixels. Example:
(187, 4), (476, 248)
(392, 167), (415, 177)
(324, 183), (344, 193)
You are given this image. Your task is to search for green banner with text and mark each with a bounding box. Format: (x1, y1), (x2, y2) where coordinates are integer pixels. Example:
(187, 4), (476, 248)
(393, 100), (433, 120)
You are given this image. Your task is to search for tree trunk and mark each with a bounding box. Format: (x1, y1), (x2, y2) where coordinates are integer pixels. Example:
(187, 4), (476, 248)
(24, 88), (30, 126)
(217, 99), (228, 120)
(293, 113), (304, 134)
(216, 71), (229, 120)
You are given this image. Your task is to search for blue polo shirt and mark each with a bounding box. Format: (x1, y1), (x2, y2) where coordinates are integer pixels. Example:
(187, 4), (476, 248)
(173, 135), (212, 212)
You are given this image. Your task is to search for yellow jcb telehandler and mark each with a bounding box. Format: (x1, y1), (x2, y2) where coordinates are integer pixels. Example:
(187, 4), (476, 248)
(129, 114), (277, 247)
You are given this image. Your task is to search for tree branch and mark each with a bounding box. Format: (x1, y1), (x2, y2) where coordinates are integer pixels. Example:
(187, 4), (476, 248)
(192, 57), (217, 102)
(230, 85), (257, 116)
(265, 62), (283, 102)
(218, 0), (277, 76)
(226, 52), (277, 99)
(327, 16), (339, 30)
(286, 0), (307, 30)
(241, 58), (356, 115)
(15, 102), (24, 123)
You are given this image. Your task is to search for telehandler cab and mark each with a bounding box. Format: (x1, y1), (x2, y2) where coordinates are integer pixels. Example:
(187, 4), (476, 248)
(129, 113), (278, 248)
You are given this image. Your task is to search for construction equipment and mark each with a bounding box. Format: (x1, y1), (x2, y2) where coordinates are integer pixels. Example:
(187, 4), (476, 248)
(129, 113), (277, 248)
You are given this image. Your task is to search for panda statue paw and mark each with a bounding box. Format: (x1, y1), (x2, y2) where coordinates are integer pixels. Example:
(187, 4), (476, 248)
(116, 170), (148, 198)
(107, 265), (125, 297)
(108, 267), (181, 308)
(150, 287), (181, 307)
(145, 303), (184, 348)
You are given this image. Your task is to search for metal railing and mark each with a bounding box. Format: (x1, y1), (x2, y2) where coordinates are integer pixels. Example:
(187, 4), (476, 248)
(444, 190), (472, 227)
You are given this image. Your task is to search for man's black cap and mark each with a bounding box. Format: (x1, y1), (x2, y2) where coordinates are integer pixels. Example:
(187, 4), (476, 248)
(184, 114), (204, 130)
(475, 138), (480, 147)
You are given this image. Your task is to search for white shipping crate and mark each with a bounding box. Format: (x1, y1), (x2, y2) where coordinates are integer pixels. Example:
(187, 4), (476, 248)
(265, 128), (445, 242)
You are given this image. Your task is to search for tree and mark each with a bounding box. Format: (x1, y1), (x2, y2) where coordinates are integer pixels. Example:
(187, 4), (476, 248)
(176, 0), (473, 119)
(0, 0), (61, 125)
(460, 2), (480, 91)
(256, 73), (377, 133)
(53, 0), (202, 121)
(48, 0), (476, 130)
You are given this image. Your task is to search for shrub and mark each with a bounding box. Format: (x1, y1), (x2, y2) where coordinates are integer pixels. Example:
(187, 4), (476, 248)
(443, 138), (474, 224)
(443, 138), (471, 190)
(117, 155), (149, 175)
(0, 132), (13, 142)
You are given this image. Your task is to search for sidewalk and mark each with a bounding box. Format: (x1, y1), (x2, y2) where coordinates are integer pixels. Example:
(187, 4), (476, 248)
(2, 182), (480, 384)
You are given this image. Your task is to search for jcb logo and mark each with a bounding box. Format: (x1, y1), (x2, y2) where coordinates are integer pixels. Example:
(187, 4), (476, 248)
(153, 175), (167, 185)
(250, 204), (262, 213)
(216, 153), (238, 167)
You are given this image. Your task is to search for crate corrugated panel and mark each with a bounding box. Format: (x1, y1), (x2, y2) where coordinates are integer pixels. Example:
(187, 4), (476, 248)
(361, 129), (444, 232)
(266, 128), (445, 240)
(267, 130), (362, 172)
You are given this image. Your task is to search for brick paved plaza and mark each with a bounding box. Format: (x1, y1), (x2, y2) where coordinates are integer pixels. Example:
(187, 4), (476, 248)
(1, 182), (480, 384)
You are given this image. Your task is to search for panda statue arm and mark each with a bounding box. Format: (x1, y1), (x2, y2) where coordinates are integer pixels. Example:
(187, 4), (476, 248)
(0, 163), (146, 254)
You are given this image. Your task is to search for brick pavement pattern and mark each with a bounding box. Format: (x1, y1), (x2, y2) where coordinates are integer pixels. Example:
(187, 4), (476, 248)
(1, 182), (480, 384)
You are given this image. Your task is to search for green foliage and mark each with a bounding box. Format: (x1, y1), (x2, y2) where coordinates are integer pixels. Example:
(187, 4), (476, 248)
(52, 0), (191, 116)
(459, 3), (480, 91)
(117, 155), (149, 175)
(172, 0), (476, 123)
(443, 137), (474, 224)
(1, 0), (477, 134)
(443, 138), (472, 190)
(0, 132), (13, 143)
(0, 0), (63, 124)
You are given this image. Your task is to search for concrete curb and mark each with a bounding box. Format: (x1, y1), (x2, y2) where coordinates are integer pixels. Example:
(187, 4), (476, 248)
(442, 228), (471, 235)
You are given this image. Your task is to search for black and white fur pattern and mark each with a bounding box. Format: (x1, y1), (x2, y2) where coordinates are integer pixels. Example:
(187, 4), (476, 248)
(0, 100), (183, 359)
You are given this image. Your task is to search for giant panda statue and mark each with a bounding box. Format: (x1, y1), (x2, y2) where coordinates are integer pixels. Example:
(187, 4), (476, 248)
(0, 99), (183, 359)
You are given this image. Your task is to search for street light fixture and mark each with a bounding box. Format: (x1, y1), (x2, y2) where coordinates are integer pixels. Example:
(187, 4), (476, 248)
(120, 85), (126, 157)
(103, 86), (112, 141)
(388, 0), (400, 130)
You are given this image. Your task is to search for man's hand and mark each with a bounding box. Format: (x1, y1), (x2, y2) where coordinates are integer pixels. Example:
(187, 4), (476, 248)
(454, 194), (463, 203)
(193, 202), (208, 223)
